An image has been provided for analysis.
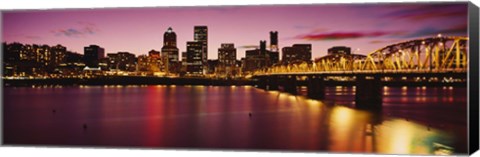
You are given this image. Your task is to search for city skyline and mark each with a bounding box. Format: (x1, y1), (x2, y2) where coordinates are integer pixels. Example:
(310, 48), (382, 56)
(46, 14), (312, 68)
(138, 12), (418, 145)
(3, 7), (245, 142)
(2, 3), (468, 60)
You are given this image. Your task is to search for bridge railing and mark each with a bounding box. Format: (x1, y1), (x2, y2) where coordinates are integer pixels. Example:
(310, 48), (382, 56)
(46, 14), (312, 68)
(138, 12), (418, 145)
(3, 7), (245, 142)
(254, 36), (468, 76)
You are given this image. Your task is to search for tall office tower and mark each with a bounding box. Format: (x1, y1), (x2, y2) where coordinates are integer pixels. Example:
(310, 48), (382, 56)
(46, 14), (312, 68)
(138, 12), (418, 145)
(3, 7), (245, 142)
(218, 43), (237, 76)
(84, 45), (105, 68)
(161, 27), (179, 74)
(163, 27), (176, 47)
(194, 26), (208, 73)
(185, 41), (204, 75)
(270, 31), (278, 52)
(51, 44), (67, 67)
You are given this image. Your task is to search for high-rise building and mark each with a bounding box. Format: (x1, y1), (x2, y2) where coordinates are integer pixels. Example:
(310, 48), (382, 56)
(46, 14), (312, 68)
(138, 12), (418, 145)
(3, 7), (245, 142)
(84, 45), (105, 68)
(36, 45), (51, 68)
(218, 43), (236, 67)
(185, 41), (204, 75)
(270, 31), (278, 52)
(51, 44), (67, 67)
(282, 44), (312, 63)
(194, 26), (208, 73)
(328, 46), (351, 55)
(218, 43), (237, 76)
(163, 27), (176, 47)
(243, 40), (278, 72)
(161, 27), (179, 74)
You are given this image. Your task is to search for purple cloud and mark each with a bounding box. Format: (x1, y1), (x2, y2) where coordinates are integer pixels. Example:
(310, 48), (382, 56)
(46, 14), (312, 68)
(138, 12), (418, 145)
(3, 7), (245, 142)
(239, 45), (259, 49)
(295, 31), (396, 41)
(51, 22), (99, 38)
(381, 4), (467, 21)
(401, 23), (467, 38)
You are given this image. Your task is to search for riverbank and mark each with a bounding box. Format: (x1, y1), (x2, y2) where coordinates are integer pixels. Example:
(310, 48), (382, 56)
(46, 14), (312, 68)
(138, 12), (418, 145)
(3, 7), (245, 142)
(2, 76), (254, 87)
(2, 76), (466, 87)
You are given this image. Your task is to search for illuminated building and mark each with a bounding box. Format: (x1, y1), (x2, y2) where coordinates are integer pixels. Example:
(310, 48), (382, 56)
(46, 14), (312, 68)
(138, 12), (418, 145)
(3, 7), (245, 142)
(217, 43), (237, 77)
(243, 40), (279, 72)
(194, 26), (208, 74)
(185, 41), (204, 76)
(161, 27), (179, 74)
(207, 59), (219, 75)
(270, 31), (279, 52)
(328, 46), (351, 55)
(148, 49), (161, 59)
(107, 52), (136, 71)
(51, 45), (67, 67)
(84, 45), (105, 68)
(281, 44), (312, 64)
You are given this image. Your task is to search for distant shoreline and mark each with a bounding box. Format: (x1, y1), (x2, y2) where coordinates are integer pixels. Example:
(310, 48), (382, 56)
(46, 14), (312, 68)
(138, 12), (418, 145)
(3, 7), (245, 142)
(2, 76), (254, 87)
(2, 76), (466, 87)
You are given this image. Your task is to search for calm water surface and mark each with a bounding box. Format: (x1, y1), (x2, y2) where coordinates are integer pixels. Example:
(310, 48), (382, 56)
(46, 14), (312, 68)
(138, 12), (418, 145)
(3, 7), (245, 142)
(3, 85), (467, 155)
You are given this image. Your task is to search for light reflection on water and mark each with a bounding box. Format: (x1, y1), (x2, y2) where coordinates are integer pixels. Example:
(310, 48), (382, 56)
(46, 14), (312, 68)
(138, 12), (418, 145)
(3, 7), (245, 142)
(3, 86), (466, 155)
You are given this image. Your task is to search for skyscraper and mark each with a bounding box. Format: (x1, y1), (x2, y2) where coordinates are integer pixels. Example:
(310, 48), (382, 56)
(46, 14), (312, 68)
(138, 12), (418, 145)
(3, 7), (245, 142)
(163, 27), (176, 47)
(161, 27), (179, 74)
(51, 44), (67, 67)
(185, 41), (204, 75)
(218, 43), (237, 76)
(84, 45), (105, 68)
(270, 31), (278, 52)
(194, 26), (208, 73)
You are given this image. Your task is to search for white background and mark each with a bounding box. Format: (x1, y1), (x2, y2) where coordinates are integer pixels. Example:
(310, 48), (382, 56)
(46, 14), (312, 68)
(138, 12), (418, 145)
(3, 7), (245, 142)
(1, 0), (479, 157)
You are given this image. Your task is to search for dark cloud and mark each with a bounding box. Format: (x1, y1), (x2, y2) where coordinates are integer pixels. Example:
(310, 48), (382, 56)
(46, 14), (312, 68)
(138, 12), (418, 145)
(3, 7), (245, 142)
(381, 4), (467, 21)
(295, 31), (394, 41)
(239, 45), (259, 49)
(401, 23), (467, 38)
(52, 22), (99, 38)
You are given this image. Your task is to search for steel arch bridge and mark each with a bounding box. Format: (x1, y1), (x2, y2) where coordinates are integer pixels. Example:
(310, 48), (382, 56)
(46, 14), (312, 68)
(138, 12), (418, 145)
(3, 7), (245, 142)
(255, 36), (468, 75)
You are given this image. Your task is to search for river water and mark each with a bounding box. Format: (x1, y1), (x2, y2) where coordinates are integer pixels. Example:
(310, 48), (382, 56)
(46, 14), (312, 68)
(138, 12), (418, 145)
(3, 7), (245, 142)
(3, 85), (467, 155)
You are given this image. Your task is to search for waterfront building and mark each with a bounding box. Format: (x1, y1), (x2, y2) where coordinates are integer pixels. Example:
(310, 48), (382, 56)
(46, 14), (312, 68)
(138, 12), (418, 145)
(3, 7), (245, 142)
(328, 46), (351, 55)
(148, 49), (164, 72)
(148, 49), (161, 59)
(57, 51), (85, 76)
(270, 31), (279, 52)
(217, 43), (237, 77)
(161, 27), (179, 74)
(243, 40), (279, 72)
(185, 41), (204, 76)
(107, 52), (136, 72)
(50, 44), (67, 68)
(281, 44), (312, 64)
(207, 59), (219, 75)
(194, 26), (208, 74)
(84, 45), (105, 68)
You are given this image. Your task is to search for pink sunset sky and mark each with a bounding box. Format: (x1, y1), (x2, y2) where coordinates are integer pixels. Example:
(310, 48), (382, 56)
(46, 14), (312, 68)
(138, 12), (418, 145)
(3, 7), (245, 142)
(2, 2), (468, 59)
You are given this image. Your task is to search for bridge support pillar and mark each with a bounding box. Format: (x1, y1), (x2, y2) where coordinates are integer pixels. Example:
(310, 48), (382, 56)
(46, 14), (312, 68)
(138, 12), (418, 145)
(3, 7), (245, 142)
(256, 77), (267, 90)
(267, 76), (279, 91)
(283, 76), (298, 95)
(307, 76), (325, 99)
(355, 75), (382, 110)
